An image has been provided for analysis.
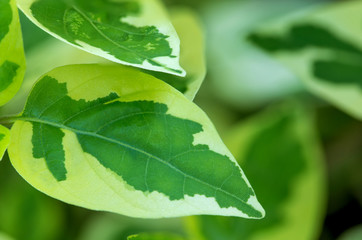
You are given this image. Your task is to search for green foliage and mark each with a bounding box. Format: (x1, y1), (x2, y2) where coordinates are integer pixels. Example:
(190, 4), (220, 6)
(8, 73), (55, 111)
(1, 0), (360, 239)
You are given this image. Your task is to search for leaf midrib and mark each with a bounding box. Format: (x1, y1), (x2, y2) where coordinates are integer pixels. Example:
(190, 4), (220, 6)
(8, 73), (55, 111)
(18, 116), (252, 210)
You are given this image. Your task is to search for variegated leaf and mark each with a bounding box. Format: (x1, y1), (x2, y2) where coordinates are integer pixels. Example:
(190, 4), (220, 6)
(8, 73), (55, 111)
(17, 0), (185, 76)
(8, 64), (264, 219)
(249, 1), (362, 119)
(0, 0), (26, 106)
(0, 125), (10, 161)
(188, 104), (326, 240)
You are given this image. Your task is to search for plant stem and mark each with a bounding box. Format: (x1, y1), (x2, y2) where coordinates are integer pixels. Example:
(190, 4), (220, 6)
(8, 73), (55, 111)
(0, 115), (21, 125)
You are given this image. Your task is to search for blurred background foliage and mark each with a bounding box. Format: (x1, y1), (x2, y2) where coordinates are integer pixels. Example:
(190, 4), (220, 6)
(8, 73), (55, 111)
(0, 0), (361, 239)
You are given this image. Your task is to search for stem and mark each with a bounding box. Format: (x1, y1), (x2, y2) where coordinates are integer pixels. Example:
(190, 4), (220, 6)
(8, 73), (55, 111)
(0, 115), (21, 125)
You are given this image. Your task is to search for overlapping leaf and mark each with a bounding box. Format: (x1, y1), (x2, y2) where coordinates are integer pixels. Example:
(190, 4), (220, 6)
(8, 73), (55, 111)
(8, 64), (264, 219)
(0, 125), (10, 161)
(17, 0), (185, 76)
(143, 8), (206, 100)
(188, 104), (326, 240)
(249, 1), (362, 119)
(0, 0), (26, 106)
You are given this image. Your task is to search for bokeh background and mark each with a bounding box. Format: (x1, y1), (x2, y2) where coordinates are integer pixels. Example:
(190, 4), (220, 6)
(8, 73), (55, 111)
(1, 0), (361, 239)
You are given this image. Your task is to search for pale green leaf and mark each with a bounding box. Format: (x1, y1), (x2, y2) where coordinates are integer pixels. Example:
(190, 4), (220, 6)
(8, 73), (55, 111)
(0, 125), (10, 161)
(8, 64), (264, 219)
(17, 0), (185, 76)
(188, 104), (326, 240)
(0, 0), (26, 106)
(249, 1), (362, 119)
(128, 233), (185, 240)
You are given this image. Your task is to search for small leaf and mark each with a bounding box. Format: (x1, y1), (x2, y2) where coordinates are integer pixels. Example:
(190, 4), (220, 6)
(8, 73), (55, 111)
(8, 64), (264, 219)
(128, 233), (185, 240)
(0, 0), (26, 106)
(249, 1), (362, 119)
(0, 125), (10, 161)
(17, 0), (185, 76)
(188, 104), (326, 240)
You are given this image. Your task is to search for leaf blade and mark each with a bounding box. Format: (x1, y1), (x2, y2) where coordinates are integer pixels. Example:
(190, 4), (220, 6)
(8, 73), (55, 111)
(17, 0), (185, 76)
(9, 64), (264, 218)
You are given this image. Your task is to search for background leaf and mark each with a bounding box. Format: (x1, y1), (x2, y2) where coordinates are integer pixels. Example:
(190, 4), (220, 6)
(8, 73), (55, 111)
(8, 64), (264, 219)
(249, 0), (362, 119)
(0, 0), (26, 106)
(17, 0), (185, 76)
(187, 103), (326, 240)
(201, 0), (311, 108)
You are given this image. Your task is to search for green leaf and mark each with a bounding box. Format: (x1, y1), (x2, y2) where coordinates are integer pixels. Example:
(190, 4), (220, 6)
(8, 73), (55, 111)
(188, 104), (326, 240)
(0, 0), (26, 106)
(8, 64), (264, 219)
(128, 233), (185, 240)
(0, 125), (10, 161)
(17, 0), (185, 76)
(249, 1), (362, 119)
(142, 7), (206, 100)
